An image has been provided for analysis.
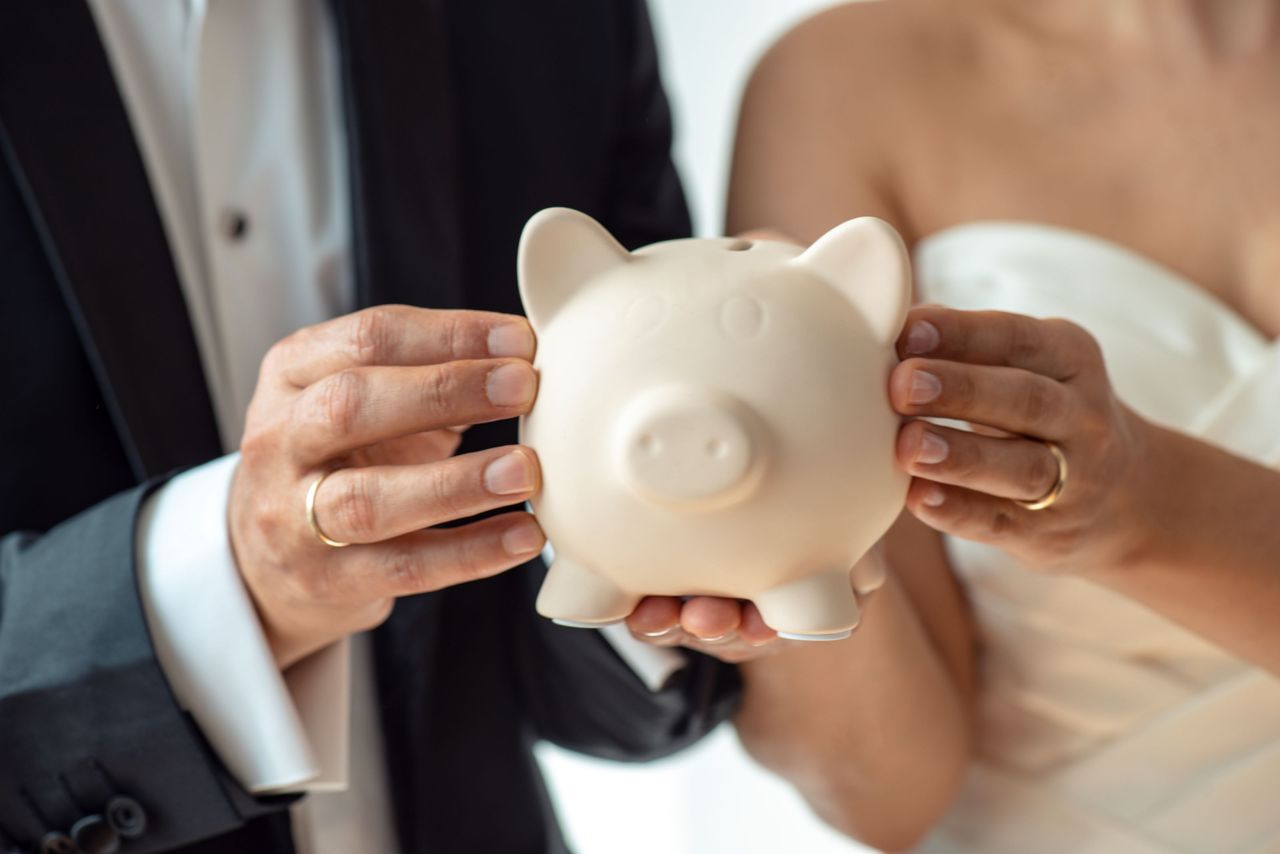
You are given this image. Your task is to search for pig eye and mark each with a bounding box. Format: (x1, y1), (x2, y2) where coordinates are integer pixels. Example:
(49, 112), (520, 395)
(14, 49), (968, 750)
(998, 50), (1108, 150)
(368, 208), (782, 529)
(622, 293), (668, 337)
(720, 295), (766, 340)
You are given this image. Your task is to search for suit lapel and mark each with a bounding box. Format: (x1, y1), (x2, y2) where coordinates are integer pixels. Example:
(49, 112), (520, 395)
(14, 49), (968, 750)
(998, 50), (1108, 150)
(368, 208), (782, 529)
(330, 0), (465, 310)
(0, 3), (222, 480)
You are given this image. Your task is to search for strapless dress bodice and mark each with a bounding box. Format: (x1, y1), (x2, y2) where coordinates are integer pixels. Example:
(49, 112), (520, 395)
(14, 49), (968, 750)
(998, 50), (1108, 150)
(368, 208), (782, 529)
(913, 222), (1280, 854)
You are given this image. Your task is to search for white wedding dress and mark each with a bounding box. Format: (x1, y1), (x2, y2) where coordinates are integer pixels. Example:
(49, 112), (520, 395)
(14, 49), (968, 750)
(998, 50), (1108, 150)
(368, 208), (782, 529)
(913, 223), (1280, 854)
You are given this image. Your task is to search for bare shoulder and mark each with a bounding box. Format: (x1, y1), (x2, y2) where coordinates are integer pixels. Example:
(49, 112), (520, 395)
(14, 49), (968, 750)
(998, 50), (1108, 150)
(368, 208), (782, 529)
(729, 0), (957, 240)
(756, 1), (931, 89)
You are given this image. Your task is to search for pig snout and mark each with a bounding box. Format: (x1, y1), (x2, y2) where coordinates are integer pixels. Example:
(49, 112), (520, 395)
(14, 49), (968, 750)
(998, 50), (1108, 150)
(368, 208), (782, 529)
(613, 385), (764, 508)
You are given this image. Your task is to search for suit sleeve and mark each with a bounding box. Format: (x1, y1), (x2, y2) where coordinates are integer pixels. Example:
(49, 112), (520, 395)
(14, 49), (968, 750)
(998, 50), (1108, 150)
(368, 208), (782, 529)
(512, 0), (741, 760)
(513, 561), (742, 762)
(0, 482), (293, 853)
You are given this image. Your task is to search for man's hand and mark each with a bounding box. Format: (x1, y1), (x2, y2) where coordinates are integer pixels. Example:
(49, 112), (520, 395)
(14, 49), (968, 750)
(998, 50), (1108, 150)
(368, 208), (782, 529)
(229, 305), (546, 668)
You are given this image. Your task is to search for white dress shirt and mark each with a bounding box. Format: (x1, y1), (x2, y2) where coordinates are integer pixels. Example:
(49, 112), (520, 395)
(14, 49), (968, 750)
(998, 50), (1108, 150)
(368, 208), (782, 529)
(87, 2), (684, 851)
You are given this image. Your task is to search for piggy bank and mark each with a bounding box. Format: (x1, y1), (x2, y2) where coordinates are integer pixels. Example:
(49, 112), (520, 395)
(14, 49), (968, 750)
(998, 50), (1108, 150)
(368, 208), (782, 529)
(517, 208), (911, 640)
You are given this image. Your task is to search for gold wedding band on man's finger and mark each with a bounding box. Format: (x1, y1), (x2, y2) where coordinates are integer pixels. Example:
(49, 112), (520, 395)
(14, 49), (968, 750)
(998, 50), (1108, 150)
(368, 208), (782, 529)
(1016, 440), (1068, 512)
(307, 470), (352, 548)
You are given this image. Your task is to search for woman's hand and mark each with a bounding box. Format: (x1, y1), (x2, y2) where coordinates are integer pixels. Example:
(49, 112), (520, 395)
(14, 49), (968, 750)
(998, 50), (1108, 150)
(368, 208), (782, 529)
(624, 557), (886, 663)
(625, 596), (790, 664)
(890, 306), (1160, 574)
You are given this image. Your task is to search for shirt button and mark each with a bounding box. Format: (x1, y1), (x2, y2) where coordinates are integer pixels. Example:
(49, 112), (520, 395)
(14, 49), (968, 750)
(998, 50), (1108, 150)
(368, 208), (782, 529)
(70, 815), (118, 854)
(220, 209), (250, 241)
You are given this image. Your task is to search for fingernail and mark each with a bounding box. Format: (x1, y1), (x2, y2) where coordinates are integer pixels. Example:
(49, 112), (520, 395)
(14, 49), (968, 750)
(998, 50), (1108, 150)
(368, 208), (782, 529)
(909, 370), (942, 404)
(905, 321), (940, 355)
(484, 451), (535, 495)
(641, 627), (677, 639)
(917, 431), (949, 465)
(921, 485), (947, 507)
(488, 323), (535, 359)
(486, 363), (536, 407)
(502, 519), (545, 556)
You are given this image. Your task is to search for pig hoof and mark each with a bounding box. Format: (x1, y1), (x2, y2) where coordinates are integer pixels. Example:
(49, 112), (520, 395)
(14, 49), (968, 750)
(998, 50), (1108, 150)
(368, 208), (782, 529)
(536, 557), (640, 626)
(553, 618), (625, 629)
(776, 629), (853, 642)
(753, 569), (862, 639)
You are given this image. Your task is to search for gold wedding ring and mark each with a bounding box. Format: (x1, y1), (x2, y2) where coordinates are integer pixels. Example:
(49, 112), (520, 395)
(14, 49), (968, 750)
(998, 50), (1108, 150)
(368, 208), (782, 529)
(306, 470), (351, 548)
(1016, 440), (1068, 512)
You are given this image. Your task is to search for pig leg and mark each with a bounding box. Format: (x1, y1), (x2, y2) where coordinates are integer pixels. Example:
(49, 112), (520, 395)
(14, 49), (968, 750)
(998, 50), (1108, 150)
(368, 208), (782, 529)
(753, 568), (861, 641)
(849, 551), (887, 597)
(536, 556), (640, 628)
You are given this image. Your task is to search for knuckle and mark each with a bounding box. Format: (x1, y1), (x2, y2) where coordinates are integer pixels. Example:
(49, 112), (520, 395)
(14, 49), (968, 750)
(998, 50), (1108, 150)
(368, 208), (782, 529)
(261, 338), (294, 379)
(418, 364), (461, 417)
(1020, 381), (1060, 425)
(443, 312), (469, 359)
(238, 425), (277, 465)
(247, 489), (287, 544)
(351, 307), (395, 365)
(1078, 406), (1114, 447)
(384, 548), (429, 593)
(1007, 315), (1043, 365)
(948, 369), (977, 410)
(332, 472), (381, 541)
(946, 434), (981, 480)
(1048, 318), (1104, 368)
(318, 369), (365, 437)
(424, 463), (469, 519)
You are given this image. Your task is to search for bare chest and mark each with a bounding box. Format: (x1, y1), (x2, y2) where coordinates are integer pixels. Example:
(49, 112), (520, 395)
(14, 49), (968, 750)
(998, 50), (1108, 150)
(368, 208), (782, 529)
(896, 65), (1280, 337)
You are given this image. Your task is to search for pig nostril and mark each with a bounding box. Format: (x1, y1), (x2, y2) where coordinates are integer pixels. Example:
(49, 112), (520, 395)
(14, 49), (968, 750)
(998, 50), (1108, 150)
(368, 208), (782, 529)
(639, 434), (662, 456)
(705, 438), (728, 459)
(726, 239), (752, 252)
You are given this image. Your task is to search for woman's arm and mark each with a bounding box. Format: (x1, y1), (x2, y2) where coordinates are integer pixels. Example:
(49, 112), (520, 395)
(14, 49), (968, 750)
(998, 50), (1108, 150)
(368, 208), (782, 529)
(890, 306), (1280, 674)
(734, 514), (976, 852)
(716, 14), (977, 850)
(890, 304), (1280, 671)
(1094, 426), (1280, 671)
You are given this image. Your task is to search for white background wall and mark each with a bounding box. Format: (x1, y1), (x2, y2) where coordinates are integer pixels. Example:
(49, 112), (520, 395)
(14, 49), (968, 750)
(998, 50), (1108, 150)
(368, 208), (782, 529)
(535, 2), (874, 852)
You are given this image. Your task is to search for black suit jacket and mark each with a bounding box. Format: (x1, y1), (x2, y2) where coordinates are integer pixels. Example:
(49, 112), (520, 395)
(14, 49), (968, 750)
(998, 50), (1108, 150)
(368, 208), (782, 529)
(0, 2), (741, 852)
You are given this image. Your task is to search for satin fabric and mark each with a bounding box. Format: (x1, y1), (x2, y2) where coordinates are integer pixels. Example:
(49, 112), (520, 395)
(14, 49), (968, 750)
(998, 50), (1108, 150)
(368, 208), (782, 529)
(915, 222), (1280, 854)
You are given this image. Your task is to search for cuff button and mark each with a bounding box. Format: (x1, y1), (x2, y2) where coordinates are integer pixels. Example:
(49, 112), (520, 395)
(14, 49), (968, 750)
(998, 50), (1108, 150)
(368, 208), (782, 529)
(104, 797), (146, 839)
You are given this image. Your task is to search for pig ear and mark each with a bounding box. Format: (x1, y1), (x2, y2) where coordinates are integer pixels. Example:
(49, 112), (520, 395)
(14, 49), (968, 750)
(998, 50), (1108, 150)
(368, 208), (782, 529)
(792, 217), (911, 343)
(518, 208), (630, 329)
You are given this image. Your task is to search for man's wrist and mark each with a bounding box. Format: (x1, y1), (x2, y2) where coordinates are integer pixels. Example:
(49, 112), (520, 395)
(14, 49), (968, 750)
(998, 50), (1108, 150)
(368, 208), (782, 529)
(136, 453), (326, 790)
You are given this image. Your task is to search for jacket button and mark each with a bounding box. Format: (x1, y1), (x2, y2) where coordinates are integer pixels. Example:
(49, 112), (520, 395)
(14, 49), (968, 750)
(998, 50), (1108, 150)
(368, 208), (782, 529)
(104, 796), (146, 839)
(37, 833), (74, 854)
(70, 816), (118, 854)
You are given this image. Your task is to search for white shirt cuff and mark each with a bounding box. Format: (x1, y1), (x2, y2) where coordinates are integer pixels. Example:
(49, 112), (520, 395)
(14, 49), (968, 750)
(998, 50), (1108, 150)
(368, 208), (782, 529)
(135, 453), (349, 794)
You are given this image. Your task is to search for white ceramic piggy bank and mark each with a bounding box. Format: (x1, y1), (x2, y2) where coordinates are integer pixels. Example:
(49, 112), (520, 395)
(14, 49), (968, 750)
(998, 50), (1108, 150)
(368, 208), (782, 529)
(517, 208), (911, 640)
